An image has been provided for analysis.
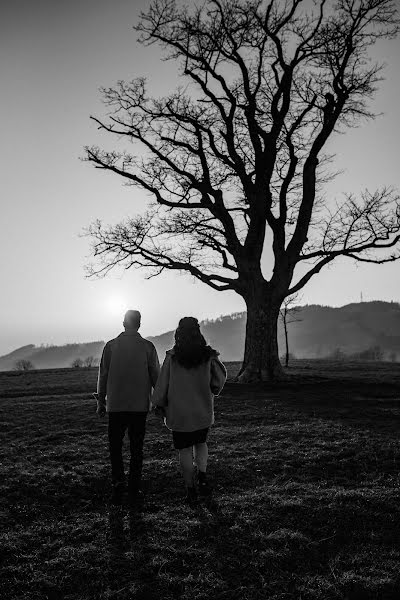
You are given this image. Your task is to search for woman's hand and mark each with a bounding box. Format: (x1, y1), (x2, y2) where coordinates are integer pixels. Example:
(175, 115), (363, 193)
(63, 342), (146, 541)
(153, 406), (166, 417)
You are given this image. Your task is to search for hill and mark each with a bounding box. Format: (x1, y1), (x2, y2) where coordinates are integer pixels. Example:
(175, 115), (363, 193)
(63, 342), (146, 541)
(0, 301), (399, 370)
(0, 342), (105, 372)
(282, 301), (400, 359)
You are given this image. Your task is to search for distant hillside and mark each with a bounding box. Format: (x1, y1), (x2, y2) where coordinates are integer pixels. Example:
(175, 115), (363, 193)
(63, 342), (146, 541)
(279, 301), (400, 359)
(0, 301), (399, 370)
(0, 342), (105, 372)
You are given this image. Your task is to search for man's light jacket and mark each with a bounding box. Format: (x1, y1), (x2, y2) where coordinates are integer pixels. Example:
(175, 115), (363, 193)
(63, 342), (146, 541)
(97, 331), (160, 412)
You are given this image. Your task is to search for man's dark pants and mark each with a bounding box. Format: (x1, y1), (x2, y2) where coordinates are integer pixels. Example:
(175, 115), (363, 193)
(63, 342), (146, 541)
(108, 411), (147, 491)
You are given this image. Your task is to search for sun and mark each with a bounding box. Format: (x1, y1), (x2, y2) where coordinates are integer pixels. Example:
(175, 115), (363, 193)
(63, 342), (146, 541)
(105, 295), (129, 317)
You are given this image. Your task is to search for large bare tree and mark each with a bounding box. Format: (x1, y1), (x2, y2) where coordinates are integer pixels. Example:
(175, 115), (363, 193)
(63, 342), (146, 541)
(85, 0), (400, 381)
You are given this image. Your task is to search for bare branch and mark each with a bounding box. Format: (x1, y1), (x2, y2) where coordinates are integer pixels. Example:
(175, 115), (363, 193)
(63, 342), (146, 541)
(84, 215), (239, 292)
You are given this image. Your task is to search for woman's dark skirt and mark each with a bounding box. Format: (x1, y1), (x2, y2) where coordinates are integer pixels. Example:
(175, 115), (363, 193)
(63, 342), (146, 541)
(172, 428), (209, 450)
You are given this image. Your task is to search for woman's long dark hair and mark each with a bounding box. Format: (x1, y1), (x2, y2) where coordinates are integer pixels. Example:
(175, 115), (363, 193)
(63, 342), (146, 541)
(173, 317), (216, 368)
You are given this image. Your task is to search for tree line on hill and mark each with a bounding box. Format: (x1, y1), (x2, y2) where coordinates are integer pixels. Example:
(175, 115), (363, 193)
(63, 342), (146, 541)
(328, 345), (397, 363)
(13, 355), (100, 372)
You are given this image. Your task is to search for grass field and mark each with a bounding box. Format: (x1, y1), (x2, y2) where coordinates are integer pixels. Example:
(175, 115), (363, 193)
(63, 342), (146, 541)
(1, 362), (399, 599)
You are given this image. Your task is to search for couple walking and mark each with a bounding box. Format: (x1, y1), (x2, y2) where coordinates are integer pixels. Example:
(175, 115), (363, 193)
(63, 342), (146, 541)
(96, 309), (227, 507)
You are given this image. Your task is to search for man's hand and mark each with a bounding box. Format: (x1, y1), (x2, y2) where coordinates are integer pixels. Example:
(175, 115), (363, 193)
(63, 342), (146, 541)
(96, 405), (106, 418)
(93, 393), (106, 418)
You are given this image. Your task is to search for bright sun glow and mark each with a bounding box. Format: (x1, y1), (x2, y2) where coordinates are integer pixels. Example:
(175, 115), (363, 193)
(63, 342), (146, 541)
(105, 295), (129, 317)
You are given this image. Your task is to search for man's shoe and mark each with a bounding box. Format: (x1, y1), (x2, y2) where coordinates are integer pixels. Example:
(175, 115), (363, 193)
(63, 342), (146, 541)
(110, 481), (125, 506)
(128, 487), (144, 509)
(185, 486), (199, 507)
(197, 471), (212, 498)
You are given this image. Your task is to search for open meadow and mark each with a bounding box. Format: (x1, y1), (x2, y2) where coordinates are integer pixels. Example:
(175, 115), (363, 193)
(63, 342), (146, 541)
(1, 361), (399, 600)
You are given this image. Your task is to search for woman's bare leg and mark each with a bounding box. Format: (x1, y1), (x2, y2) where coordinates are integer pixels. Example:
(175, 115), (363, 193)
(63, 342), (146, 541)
(178, 446), (194, 486)
(193, 442), (208, 473)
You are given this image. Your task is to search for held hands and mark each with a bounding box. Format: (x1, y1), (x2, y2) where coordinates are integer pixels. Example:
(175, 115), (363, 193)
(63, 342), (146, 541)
(153, 405), (166, 418)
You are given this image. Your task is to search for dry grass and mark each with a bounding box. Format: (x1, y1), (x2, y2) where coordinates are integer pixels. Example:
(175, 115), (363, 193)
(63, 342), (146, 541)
(0, 362), (399, 599)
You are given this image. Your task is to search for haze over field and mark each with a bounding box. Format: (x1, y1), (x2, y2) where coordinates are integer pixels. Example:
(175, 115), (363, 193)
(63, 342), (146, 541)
(1, 301), (399, 370)
(1, 0), (399, 357)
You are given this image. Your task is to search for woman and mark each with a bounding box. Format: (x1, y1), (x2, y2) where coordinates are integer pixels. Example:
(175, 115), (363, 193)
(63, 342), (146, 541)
(152, 317), (227, 505)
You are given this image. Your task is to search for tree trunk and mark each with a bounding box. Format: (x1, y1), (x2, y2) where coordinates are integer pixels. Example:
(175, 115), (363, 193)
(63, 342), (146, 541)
(283, 317), (289, 368)
(236, 295), (284, 382)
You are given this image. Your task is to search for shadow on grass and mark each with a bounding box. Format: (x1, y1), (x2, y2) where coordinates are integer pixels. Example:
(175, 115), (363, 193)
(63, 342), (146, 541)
(103, 506), (161, 600)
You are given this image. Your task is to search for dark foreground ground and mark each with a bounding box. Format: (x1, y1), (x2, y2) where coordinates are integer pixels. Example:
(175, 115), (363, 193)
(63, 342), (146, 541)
(0, 362), (399, 600)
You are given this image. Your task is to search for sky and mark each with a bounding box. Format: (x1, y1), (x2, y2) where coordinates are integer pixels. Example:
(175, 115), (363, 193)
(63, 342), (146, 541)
(1, 0), (399, 356)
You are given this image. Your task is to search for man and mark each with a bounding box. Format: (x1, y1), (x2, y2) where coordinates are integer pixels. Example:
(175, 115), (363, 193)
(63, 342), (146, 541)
(96, 310), (160, 506)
